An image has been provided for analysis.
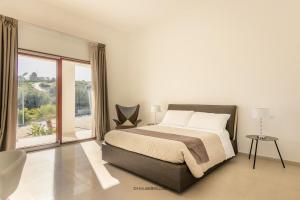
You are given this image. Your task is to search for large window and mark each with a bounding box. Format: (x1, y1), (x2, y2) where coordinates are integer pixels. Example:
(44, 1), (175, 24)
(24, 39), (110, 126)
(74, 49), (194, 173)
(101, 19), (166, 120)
(17, 53), (94, 149)
(17, 54), (57, 148)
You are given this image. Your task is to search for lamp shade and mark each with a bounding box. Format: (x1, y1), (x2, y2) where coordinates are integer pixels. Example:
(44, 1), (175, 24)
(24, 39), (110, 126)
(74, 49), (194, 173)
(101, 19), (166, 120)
(151, 105), (161, 113)
(252, 108), (270, 119)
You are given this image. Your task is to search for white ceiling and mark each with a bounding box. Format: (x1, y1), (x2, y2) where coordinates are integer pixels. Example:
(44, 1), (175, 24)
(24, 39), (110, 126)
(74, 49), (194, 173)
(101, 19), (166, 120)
(35, 0), (189, 32)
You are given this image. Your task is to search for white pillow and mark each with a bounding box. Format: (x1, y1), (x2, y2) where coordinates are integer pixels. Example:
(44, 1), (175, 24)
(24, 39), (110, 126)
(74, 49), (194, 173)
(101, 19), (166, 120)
(187, 112), (230, 133)
(160, 110), (194, 127)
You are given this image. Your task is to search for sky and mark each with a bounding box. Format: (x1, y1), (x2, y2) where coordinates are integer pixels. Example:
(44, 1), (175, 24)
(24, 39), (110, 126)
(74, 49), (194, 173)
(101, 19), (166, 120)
(75, 64), (91, 81)
(18, 55), (91, 81)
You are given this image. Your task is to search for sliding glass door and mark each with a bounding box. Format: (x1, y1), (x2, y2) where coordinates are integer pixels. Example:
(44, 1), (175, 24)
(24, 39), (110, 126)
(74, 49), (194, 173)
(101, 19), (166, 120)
(62, 60), (94, 143)
(17, 53), (94, 149)
(17, 54), (58, 148)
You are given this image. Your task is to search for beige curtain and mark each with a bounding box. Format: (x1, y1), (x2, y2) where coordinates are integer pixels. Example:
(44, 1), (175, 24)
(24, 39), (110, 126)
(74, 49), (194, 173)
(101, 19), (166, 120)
(90, 43), (110, 140)
(0, 15), (18, 151)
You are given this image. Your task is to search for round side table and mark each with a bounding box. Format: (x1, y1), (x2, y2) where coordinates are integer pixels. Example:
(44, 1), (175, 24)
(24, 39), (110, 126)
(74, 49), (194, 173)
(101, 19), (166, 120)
(246, 135), (285, 169)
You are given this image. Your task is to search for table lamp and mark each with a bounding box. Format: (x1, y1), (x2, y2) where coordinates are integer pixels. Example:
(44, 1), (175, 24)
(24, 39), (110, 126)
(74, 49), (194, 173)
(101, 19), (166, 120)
(151, 105), (161, 124)
(252, 108), (270, 139)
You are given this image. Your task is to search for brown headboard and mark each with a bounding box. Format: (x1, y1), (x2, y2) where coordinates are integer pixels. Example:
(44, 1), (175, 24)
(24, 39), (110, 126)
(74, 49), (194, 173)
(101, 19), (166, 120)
(168, 104), (238, 153)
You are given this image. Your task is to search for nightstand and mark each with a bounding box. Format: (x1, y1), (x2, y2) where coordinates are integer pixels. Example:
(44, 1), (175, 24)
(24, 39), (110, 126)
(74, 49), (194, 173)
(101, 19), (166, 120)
(246, 135), (285, 169)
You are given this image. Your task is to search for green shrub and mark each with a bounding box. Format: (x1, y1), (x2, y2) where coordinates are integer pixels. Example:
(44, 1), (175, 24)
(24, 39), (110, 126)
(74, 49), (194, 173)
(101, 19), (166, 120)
(29, 123), (54, 136)
(39, 104), (56, 120)
(18, 108), (33, 125)
(29, 123), (46, 136)
(18, 104), (56, 127)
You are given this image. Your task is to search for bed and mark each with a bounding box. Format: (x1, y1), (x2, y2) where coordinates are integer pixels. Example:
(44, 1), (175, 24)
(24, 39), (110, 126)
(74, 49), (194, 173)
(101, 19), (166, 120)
(102, 104), (238, 192)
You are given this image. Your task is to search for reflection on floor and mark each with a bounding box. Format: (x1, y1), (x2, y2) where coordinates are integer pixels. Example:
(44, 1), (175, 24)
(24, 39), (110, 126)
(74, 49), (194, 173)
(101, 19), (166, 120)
(11, 141), (111, 200)
(11, 142), (300, 200)
(80, 141), (120, 189)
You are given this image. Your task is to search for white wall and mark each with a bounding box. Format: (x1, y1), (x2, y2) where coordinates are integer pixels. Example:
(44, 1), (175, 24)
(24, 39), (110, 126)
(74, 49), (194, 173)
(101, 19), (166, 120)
(19, 21), (90, 61)
(125, 0), (300, 162)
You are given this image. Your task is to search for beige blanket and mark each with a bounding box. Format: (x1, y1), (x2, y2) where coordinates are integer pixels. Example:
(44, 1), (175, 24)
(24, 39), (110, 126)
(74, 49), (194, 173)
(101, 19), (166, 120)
(104, 125), (226, 178)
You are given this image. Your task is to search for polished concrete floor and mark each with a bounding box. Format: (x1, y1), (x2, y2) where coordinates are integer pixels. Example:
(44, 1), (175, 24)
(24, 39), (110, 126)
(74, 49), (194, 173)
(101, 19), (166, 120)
(11, 141), (300, 200)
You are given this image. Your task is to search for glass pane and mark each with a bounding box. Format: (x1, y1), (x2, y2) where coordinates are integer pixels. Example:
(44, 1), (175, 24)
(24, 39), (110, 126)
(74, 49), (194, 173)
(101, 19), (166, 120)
(75, 64), (92, 135)
(17, 55), (57, 148)
(62, 61), (93, 142)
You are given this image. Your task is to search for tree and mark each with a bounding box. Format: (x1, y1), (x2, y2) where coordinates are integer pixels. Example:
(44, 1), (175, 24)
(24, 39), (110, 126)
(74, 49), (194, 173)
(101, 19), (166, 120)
(23, 89), (51, 109)
(75, 81), (91, 115)
(29, 72), (38, 81)
(18, 83), (51, 109)
(18, 72), (28, 82)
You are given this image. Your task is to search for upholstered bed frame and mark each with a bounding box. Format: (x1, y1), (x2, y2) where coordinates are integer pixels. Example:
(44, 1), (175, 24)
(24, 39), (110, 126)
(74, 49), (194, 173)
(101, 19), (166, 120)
(102, 104), (238, 192)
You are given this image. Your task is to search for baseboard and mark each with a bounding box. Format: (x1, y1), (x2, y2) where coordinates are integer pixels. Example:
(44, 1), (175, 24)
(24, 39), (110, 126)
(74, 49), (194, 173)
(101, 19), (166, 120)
(238, 152), (300, 166)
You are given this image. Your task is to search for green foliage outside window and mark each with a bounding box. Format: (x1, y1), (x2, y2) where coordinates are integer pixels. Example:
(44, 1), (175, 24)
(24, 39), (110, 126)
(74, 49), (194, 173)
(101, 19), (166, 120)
(18, 104), (56, 125)
(29, 123), (55, 136)
(18, 73), (91, 137)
